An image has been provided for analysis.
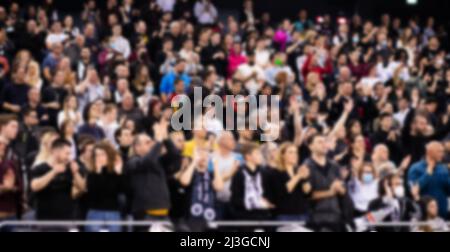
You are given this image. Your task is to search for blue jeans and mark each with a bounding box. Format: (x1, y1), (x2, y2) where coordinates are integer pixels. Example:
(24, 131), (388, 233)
(85, 210), (121, 232)
(0, 216), (16, 232)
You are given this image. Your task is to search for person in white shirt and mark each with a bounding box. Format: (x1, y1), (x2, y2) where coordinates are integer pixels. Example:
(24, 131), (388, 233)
(211, 132), (242, 207)
(254, 38), (271, 68)
(109, 24), (131, 59)
(156, 0), (175, 13)
(98, 104), (120, 147)
(349, 163), (379, 214)
(194, 0), (218, 25)
(236, 53), (266, 95)
(46, 21), (68, 49)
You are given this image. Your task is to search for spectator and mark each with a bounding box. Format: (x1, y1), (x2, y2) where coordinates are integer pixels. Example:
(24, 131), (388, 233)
(348, 163), (379, 216)
(368, 173), (421, 232)
(265, 143), (311, 221)
(305, 134), (347, 232)
(85, 141), (124, 232)
(194, 0), (218, 26)
(408, 142), (450, 218)
(30, 139), (84, 221)
(230, 143), (273, 220)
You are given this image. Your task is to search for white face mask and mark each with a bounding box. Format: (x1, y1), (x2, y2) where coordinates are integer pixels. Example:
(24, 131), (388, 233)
(394, 186), (405, 198)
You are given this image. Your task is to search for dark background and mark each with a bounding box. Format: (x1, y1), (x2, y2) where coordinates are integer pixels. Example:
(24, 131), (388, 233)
(5, 0), (450, 24)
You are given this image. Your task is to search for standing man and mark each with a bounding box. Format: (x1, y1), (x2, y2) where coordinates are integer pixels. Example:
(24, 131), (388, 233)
(408, 141), (450, 218)
(304, 134), (347, 232)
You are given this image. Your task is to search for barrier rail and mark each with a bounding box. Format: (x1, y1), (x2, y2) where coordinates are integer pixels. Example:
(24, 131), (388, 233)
(1, 220), (449, 229)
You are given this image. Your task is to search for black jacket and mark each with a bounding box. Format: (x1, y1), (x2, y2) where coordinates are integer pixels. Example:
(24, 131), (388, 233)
(125, 142), (171, 214)
(368, 197), (421, 232)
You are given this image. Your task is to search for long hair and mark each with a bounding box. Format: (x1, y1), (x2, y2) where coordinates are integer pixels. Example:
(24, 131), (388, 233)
(91, 141), (119, 173)
(33, 130), (59, 168)
(275, 142), (297, 172)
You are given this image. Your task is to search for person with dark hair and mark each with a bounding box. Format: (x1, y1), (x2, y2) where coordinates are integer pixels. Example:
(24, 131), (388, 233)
(304, 134), (348, 232)
(230, 143), (272, 221)
(30, 139), (85, 222)
(85, 141), (125, 232)
(160, 59), (191, 103)
(414, 196), (449, 232)
(368, 173), (421, 232)
(125, 120), (171, 227)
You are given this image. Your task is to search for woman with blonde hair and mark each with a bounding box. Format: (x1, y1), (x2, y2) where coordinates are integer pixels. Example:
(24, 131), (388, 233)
(57, 57), (77, 91)
(265, 142), (312, 221)
(24, 61), (43, 90)
(32, 130), (60, 168)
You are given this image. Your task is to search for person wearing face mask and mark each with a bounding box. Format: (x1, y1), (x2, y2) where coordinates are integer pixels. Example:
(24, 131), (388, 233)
(348, 163), (379, 217)
(368, 173), (421, 232)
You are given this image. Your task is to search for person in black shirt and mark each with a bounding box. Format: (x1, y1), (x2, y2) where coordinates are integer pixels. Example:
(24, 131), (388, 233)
(178, 147), (224, 223)
(265, 143), (311, 221)
(30, 139), (85, 222)
(1, 66), (30, 114)
(305, 134), (348, 232)
(41, 71), (68, 127)
(230, 143), (273, 221)
(85, 141), (125, 232)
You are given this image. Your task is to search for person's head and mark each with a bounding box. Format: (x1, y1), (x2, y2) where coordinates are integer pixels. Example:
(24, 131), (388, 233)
(112, 24), (122, 37)
(307, 134), (328, 157)
(0, 115), (19, 142)
(39, 129), (59, 152)
(358, 163), (377, 184)
(339, 81), (353, 97)
(115, 128), (134, 147)
(170, 131), (185, 150)
(241, 143), (263, 166)
(118, 89), (133, 109)
(78, 137), (96, 162)
(217, 131), (236, 152)
(52, 42), (64, 56)
(174, 59), (187, 74)
(426, 141), (445, 163)
(211, 32), (221, 46)
(135, 20), (147, 34)
(422, 196), (439, 220)
(348, 120), (362, 137)
(28, 87), (41, 104)
(170, 20), (181, 34)
(60, 120), (76, 137)
(23, 109), (39, 127)
(80, 47), (91, 62)
(351, 134), (366, 152)
(115, 64), (130, 79)
(379, 113), (394, 131)
(103, 104), (118, 122)
(174, 78), (185, 94)
(133, 133), (153, 157)
(92, 141), (118, 172)
(53, 70), (66, 86)
(195, 148), (210, 172)
(372, 144), (390, 163)
(63, 95), (78, 111)
(116, 78), (129, 94)
(193, 118), (208, 141)
(51, 139), (72, 164)
(412, 113), (430, 134)
(425, 98), (438, 114)
(379, 173), (404, 198)
(51, 21), (63, 33)
(64, 15), (74, 28)
(276, 143), (299, 171)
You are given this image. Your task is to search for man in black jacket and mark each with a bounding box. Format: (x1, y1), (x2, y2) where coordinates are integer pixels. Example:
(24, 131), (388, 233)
(125, 121), (171, 228)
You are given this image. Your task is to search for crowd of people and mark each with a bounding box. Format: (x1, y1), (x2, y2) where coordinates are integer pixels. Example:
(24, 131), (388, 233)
(0, 0), (449, 232)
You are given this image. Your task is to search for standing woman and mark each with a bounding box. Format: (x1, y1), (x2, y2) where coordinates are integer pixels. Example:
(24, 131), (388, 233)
(265, 143), (311, 221)
(60, 120), (78, 160)
(57, 95), (82, 128)
(85, 142), (124, 232)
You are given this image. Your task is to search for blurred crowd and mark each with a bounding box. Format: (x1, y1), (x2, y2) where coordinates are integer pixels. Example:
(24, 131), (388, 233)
(0, 0), (449, 232)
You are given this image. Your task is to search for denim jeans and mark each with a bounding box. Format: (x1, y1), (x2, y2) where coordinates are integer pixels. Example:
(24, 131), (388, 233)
(0, 216), (16, 232)
(85, 210), (122, 232)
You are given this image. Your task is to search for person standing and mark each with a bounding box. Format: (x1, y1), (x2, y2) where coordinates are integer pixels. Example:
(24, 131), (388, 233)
(408, 142), (450, 218)
(305, 134), (348, 232)
(30, 139), (85, 222)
